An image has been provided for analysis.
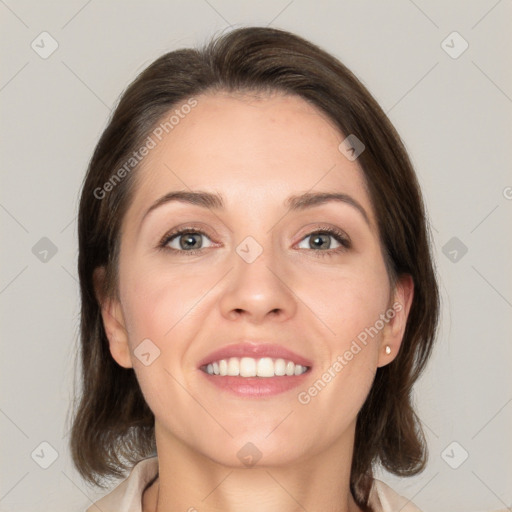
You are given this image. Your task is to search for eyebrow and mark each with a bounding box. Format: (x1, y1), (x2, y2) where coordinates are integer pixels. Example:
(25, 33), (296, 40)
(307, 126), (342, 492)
(141, 190), (371, 227)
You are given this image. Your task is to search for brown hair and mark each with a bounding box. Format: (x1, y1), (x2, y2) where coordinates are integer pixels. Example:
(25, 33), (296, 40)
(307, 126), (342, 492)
(69, 26), (439, 508)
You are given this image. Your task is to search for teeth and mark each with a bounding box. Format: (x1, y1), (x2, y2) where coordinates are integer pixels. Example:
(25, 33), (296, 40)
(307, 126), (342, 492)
(204, 357), (308, 377)
(227, 358), (239, 376)
(274, 358), (286, 376)
(240, 357), (257, 377)
(257, 357), (274, 377)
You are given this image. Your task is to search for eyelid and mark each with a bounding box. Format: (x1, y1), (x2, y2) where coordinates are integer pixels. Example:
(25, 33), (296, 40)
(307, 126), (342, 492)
(157, 225), (217, 252)
(295, 223), (351, 245)
(157, 223), (352, 255)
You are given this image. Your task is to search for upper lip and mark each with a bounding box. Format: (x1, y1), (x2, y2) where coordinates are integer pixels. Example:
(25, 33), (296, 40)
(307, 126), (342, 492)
(198, 342), (313, 368)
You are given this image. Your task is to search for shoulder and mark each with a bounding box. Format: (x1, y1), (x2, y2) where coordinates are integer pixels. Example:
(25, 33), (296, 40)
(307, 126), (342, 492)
(368, 478), (423, 512)
(85, 456), (158, 512)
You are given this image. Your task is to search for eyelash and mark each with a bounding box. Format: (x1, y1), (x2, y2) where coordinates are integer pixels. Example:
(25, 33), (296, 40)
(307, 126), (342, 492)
(157, 225), (351, 258)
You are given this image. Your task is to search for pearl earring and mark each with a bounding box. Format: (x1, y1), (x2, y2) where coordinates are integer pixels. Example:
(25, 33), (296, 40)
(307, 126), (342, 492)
(385, 345), (391, 355)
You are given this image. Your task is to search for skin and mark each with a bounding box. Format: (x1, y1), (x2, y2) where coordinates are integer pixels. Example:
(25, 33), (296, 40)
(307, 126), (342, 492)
(95, 91), (414, 512)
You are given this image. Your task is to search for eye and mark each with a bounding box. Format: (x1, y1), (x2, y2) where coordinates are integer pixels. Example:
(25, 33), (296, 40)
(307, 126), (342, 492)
(158, 228), (215, 255)
(296, 227), (351, 256)
(157, 225), (351, 257)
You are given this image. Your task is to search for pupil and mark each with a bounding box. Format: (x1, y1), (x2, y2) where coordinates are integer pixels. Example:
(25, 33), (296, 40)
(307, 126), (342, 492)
(312, 234), (329, 249)
(181, 233), (200, 250)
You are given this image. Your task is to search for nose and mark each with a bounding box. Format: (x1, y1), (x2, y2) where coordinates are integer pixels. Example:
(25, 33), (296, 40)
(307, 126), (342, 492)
(218, 241), (298, 324)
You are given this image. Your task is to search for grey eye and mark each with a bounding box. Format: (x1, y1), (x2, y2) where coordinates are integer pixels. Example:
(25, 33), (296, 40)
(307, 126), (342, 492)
(166, 231), (213, 251)
(297, 232), (343, 250)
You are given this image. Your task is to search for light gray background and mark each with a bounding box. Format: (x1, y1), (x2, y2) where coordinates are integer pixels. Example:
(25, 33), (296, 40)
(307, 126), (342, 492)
(1, 1), (511, 511)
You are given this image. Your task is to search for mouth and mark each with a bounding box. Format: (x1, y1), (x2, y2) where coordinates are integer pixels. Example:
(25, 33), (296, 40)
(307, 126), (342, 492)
(201, 357), (309, 377)
(198, 343), (312, 397)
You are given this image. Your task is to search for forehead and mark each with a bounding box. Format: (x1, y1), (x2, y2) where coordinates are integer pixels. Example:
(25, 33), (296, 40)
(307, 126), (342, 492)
(126, 91), (374, 226)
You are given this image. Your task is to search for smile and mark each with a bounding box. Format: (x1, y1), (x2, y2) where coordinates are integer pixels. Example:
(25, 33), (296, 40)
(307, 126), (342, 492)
(201, 357), (309, 377)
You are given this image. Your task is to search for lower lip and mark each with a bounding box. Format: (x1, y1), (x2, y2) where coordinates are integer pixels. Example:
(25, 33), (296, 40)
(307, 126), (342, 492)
(199, 370), (311, 397)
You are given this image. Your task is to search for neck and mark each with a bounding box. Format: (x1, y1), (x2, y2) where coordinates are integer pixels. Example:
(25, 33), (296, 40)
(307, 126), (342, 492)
(143, 423), (363, 512)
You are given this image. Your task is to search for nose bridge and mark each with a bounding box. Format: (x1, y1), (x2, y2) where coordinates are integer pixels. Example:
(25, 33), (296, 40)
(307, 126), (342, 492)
(218, 228), (297, 322)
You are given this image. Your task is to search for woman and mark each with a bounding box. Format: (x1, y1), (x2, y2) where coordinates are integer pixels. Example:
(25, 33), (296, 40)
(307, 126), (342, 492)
(70, 26), (439, 512)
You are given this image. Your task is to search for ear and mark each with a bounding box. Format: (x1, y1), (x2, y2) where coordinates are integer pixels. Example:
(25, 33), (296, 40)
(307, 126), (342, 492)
(93, 266), (133, 369)
(377, 274), (414, 368)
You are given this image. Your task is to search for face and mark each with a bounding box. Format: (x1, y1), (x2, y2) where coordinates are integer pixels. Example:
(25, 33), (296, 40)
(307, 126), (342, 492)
(97, 91), (413, 468)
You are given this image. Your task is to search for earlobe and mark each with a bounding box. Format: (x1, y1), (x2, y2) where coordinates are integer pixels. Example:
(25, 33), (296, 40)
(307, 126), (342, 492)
(93, 267), (133, 369)
(377, 274), (414, 368)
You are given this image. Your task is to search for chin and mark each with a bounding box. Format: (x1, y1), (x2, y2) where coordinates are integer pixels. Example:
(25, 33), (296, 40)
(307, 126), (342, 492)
(192, 428), (311, 470)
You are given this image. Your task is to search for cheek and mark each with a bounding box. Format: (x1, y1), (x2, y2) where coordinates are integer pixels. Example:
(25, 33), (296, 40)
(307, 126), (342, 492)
(299, 251), (391, 345)
(118, 265), (211, 425)
(119, 260), (206, 342)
